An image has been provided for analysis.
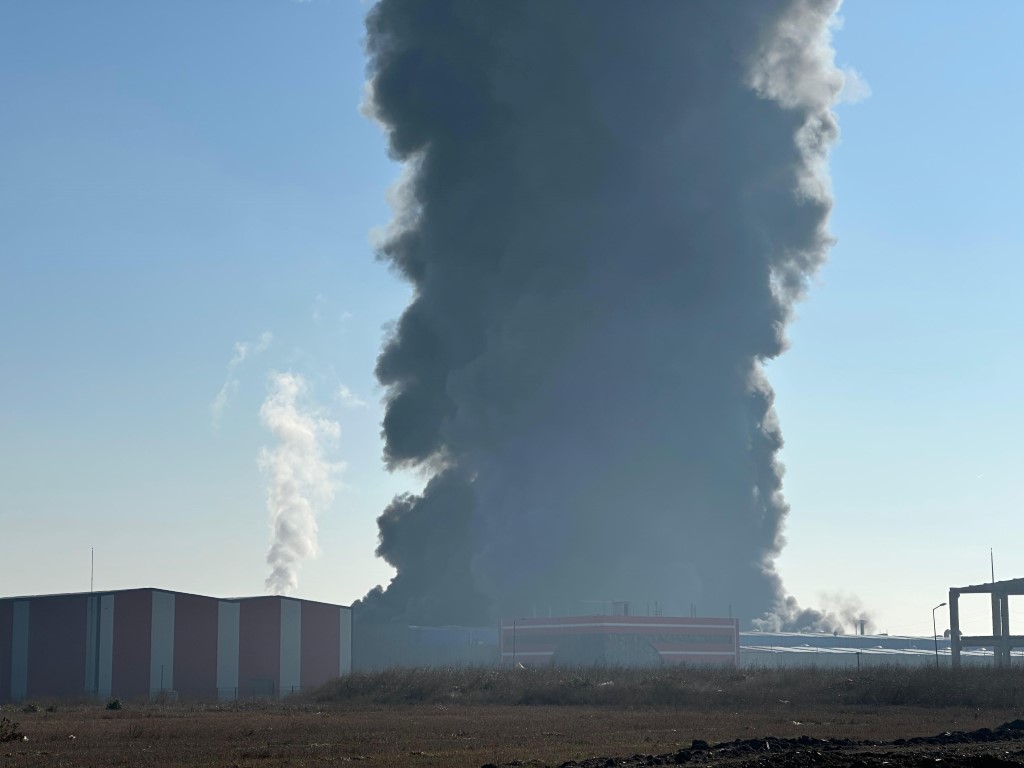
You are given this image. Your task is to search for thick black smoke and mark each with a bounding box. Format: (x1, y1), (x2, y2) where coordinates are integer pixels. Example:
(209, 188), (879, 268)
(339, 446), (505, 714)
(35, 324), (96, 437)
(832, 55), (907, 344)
(357, 1), (843, 627)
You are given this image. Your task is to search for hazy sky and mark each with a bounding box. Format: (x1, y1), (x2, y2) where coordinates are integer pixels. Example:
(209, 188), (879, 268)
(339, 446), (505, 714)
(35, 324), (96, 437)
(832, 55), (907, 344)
(2, 1), (1021, 637)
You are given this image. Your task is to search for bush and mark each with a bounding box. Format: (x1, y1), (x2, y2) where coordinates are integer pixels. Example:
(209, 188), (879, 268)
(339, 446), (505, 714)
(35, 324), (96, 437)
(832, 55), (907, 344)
(0, 717), (24, 743)
(106, 698), (123, 711)
(308, 664), (1024, 710)
(20, 702), (40, 714)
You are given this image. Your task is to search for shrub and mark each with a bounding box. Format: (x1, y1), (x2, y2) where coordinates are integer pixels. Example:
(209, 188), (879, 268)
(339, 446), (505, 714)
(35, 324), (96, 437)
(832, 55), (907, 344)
(106, 698), (123, 711)
(0, 717), (24, 743)
(308, 664), (1024, 709)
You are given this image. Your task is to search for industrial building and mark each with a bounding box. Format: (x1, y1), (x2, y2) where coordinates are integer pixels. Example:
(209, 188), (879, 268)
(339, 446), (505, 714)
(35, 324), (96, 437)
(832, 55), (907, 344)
(6, 585), (1020, 702)
(739, 630), (1024, 668)
(352, 623), (499, 671)
(500, 615), (740, 666)
(0, 588), (352, 703)
(353, 622), (1020, 670)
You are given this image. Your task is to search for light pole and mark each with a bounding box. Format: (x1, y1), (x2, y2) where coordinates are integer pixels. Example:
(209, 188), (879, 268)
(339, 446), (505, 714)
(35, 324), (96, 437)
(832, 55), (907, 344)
(932, 602), (947, 668)
(512, 620), (517, 668)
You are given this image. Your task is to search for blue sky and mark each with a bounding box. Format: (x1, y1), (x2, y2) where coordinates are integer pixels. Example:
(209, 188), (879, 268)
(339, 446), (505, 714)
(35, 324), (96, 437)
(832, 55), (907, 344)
(2, 1), (1021, 637)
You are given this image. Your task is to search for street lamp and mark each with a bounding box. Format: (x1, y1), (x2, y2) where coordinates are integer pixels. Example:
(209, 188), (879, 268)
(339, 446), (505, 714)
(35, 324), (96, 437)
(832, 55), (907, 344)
(932, 602), (947, 668)
(512, 619), (517, 668)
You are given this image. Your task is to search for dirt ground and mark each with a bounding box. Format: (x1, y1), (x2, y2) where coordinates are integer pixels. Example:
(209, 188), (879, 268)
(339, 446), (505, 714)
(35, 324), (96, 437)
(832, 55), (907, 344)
(2, 703), (1024, 767)
(552, 718), (1024, 768)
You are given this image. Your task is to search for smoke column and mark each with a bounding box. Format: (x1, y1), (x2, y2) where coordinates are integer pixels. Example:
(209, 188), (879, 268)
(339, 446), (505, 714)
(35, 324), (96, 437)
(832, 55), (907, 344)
(211, 331), (273, 427)
(359, 1), (843, 626)
(753, 595), (874, 635)
(259, 372), (341, 595)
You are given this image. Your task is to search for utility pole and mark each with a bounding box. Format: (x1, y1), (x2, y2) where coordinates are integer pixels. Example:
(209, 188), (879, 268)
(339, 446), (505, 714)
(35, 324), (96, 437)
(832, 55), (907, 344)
(933, 602), (947, 668)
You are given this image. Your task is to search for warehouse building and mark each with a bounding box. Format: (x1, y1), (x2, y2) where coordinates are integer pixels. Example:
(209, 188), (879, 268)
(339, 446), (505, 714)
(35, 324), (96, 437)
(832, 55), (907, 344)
(353, 622), (500, 670)
(0, 588), (352, 703)
(740, 631), (1024, 668)
(500, 616), (741, 666)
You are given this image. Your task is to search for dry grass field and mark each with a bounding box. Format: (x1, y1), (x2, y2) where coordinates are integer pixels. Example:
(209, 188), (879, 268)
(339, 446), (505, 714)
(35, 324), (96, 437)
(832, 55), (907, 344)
(2, 667), (1022, 767)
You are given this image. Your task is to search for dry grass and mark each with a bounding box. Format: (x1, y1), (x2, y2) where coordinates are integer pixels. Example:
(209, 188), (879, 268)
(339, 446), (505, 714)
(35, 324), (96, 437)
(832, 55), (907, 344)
(1, 666), (1022, 767)
(315, 664), (1024, 709)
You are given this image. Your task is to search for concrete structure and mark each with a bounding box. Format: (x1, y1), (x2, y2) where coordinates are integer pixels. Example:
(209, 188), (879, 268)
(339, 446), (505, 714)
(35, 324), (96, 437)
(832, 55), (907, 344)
(949, 577), (1024, 669)
(500, 616), (740, 666)
(0, 588), (352, 703)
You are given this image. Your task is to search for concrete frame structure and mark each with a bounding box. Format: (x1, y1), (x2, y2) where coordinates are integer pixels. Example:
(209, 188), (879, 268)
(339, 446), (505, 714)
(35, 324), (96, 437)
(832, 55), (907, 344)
(0, 588), (352, 702)
(949, 577), (1024, 668)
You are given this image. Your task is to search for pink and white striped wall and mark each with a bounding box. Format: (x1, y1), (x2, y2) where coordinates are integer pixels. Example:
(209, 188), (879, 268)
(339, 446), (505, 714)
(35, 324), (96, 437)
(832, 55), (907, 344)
(0, 588), (352, 702)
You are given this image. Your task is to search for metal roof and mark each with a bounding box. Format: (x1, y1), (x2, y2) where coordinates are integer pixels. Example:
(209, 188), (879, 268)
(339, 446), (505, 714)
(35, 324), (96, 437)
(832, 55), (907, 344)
(741, 644), (1022, 657)
(0, 587), (351, 609)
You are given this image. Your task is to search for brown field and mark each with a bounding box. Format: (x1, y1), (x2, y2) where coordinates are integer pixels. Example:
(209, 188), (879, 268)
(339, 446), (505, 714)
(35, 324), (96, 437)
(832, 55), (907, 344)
(2, 667), (1023, 767)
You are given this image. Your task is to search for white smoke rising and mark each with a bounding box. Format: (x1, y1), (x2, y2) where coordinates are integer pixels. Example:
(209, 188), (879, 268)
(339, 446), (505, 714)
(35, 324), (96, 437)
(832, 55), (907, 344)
(753, 594), (874, 634)
(837, 66), (871, 105)
(748, 0), (843, 112)
(211, 331), (273, 426)
(337, 384), (367, 409)
(259, 372), (342, 595)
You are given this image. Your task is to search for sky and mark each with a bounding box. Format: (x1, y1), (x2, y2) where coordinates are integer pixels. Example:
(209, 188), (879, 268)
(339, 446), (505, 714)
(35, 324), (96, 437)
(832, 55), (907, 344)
(1, 1), (1021, 638)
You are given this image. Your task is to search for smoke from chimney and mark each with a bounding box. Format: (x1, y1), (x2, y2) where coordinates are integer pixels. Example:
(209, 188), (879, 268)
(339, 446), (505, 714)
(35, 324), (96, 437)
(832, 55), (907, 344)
(259, 372), (341, 595)
(752, 594), (875, 634)
(357, 1), (845, 626)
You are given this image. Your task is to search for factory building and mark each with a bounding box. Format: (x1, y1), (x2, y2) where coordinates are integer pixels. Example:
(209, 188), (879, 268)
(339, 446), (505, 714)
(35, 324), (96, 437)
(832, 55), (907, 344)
(352, 622), (500, 671)
(741, 631), (1024, 668)
(12, 587), (1020, 700)
(0, 588), (352, 703)
(500, 616), (741, 667)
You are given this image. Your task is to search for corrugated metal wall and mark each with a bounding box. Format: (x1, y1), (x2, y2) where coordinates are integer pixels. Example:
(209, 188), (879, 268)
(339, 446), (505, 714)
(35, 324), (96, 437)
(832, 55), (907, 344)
(0, 589), (352, 703)
(0, 601), (12, 700)
(173, 593), (218, 697)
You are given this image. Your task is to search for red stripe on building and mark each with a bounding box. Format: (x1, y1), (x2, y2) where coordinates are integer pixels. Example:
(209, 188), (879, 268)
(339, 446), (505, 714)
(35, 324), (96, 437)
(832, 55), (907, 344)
(506, 617), (736, 628)
(238, 598), (281, 697)
(300, 602), (340, 691)
(27, 596), (88, 698)
(0, 601), (12, 703)
(112, 590), (153, 700)
(174, 593), (218, 699)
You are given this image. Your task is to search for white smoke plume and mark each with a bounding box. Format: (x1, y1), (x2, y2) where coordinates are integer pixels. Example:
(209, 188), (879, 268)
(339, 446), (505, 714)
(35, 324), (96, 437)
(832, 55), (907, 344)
(211, 331), (273, 426)
(837, 66), (872, 105)
(259, 372), (342, 595)
(752, 594), (875, 634)
(337, 384), (367, 409)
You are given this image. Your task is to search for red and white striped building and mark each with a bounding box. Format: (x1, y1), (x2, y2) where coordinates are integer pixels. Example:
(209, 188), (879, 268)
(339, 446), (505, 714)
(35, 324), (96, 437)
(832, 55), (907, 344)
(0, 588), (352, 702)
(500, 615), (740, 666)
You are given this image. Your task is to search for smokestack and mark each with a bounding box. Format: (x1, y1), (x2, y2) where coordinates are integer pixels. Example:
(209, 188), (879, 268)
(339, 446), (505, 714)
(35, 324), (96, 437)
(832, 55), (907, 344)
(357, 0), (843, 627)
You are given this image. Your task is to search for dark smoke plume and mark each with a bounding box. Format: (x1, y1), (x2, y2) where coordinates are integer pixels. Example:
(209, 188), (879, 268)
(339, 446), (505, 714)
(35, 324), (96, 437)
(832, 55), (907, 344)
(357, 1), (844, 627)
